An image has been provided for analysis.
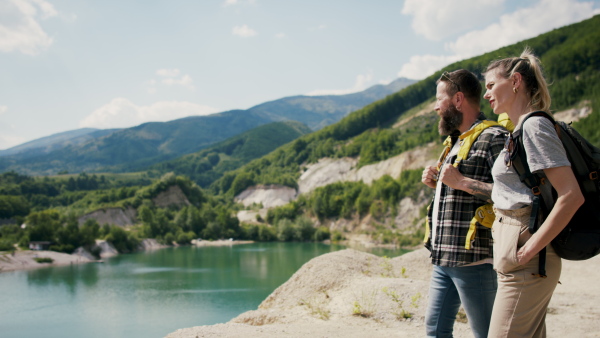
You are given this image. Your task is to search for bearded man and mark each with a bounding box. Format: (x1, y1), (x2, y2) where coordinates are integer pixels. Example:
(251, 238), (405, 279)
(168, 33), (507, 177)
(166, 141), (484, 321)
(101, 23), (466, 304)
(421, 69), (508, 338)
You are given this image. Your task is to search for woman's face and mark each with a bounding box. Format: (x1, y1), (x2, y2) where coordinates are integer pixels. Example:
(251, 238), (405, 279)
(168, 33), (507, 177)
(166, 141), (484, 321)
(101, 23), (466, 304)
(483, 69), (513, 115)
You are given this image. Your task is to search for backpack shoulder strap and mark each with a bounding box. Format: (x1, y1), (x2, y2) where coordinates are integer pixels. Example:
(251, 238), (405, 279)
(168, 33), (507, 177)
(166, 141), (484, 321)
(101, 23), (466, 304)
(510, 111), (556, 278)
(510, 111), (556, 190)
(453, 120), (500, 168)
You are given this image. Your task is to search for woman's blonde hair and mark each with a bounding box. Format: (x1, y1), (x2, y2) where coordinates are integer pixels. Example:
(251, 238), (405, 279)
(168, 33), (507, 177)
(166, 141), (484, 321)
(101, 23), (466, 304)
(485, 47), (551, 112)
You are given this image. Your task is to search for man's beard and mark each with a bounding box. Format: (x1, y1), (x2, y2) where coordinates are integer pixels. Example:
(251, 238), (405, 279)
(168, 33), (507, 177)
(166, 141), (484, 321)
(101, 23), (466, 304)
(438, 103), (463, 136)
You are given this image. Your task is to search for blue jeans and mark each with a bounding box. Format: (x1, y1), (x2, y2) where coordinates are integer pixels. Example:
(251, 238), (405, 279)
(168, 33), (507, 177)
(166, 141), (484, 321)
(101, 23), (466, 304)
(425, 264), (497, 338)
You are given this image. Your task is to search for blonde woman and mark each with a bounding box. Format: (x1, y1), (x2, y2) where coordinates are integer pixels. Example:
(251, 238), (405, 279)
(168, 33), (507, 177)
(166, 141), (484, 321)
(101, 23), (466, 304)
(483, 48), (584, 337)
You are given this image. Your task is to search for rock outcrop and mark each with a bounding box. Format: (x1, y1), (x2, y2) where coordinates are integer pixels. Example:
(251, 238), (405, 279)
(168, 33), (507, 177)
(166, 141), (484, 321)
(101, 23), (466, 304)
(95, 240), (118, 258)
(78, 207), (137, 227)
(0, 249), (95, 272)
(235, 184), (297, 209)
(297, 143), (437, 195)
(553, 100), (592, 123)
(152, 185), (191, 208)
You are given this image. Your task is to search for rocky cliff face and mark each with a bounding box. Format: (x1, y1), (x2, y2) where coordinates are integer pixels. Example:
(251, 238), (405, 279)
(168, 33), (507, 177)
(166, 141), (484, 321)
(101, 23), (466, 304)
(152, 185), (191, 208)
(235, 184), (297, 209)
(78, 207), (137, 227)
(298, 143), (437, 194)
(234, 143), (437, 227)
(78, 185), (191, 227)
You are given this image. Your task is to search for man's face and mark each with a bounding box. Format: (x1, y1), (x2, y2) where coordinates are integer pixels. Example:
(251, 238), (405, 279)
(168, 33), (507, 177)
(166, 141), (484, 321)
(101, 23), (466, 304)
(435, 82), (463, 136)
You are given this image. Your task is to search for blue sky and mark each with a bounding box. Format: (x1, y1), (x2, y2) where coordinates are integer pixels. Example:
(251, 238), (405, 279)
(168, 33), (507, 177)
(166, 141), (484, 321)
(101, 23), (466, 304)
(1, 0), (599, 150)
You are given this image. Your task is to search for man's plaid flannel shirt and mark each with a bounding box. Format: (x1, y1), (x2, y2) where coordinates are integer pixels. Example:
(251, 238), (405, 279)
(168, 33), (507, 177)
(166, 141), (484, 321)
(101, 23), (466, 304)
(425, 114), (508, 267)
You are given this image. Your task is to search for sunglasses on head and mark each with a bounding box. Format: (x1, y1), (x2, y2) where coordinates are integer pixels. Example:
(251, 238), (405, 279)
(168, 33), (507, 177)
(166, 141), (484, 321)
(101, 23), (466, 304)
(504, 134), (515, 167)
(441, 71), (461, 92)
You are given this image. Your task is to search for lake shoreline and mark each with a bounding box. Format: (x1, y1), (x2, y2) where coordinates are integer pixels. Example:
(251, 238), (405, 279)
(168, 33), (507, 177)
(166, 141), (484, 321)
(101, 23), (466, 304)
(0, 238), (409, 274)
(0, 239), (257, 273)
(0, 249), (98, 273)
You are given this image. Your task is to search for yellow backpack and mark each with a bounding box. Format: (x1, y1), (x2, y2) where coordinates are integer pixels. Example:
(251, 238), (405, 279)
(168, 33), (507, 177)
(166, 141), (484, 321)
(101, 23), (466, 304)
(424, 114), (513, 250)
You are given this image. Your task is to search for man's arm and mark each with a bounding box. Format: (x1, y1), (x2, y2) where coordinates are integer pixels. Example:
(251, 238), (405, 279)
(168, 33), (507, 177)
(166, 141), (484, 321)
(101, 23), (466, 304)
(438, 165), (493, 203)
(437, 127), (506, 203)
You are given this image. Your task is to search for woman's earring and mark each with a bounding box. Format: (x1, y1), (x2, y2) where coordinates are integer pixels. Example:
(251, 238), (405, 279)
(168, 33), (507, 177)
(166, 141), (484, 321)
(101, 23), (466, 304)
(513, 87), (518, 94)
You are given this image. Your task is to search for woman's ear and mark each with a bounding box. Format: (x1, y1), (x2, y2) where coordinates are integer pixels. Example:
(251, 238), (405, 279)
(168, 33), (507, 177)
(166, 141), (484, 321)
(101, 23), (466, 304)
(512, 72), (523, 90)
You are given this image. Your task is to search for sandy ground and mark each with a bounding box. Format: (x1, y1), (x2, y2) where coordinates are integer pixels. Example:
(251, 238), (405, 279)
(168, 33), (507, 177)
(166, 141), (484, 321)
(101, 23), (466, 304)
(166, 248), (600, 338)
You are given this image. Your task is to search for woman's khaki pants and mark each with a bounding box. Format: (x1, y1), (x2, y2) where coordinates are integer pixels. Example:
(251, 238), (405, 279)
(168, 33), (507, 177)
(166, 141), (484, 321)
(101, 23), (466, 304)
(488, 206), (561, 338)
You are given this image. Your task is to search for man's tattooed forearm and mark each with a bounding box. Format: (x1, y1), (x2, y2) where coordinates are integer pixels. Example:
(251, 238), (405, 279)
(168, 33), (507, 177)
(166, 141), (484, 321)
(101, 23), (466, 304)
(465, 181), (493, 203)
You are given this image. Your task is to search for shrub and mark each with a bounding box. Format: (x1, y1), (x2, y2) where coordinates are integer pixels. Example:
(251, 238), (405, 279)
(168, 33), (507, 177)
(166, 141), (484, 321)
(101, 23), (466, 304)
(276, 219), (295, 241)
(105, 226), (140, 253)
(257, 225), (276, 241)
(49, 244), (75, 253)
(34, 257), (54, 263)
(331, 231), (345, 242)
(176, 231), (195, 245)
(293, 216), (316, 241)
(313, 226), (331, 241)
(0, 239), (15, 251)
(163, 232), (176, 245)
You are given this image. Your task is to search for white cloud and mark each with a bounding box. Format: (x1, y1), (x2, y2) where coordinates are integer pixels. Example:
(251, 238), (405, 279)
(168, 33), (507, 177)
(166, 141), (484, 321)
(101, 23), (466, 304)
(309, 24), (327, 31)
(397, 54), (461, 80)
(398, 0), (600, 80)
(275, 32), (286, 38)
(147, 69), (195, 91)
(162, 74), (194, 89)
(0, 133), (26, 150)
(306, 71), (374, 96)
(223, 0), (256, 6)
(156, 68), (180, 77)
(232, 24), (257, 37)
(0, 0), (58, 55)
(33, 0), (58, 19)
(0, 105), (7, 115)
(446, 0), (600, 58)
(79, 98), (220, 129)
(402, 0), (504, 41)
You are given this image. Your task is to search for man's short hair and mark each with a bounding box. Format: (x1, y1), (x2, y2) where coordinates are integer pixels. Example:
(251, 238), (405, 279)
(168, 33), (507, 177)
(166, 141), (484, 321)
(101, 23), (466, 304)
(436, 69), (482, 106)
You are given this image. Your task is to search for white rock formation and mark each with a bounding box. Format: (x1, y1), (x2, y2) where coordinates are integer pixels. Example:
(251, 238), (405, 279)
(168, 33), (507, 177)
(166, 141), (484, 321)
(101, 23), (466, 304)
(78, 207), (137, 227)
(235, 184), (297, 209)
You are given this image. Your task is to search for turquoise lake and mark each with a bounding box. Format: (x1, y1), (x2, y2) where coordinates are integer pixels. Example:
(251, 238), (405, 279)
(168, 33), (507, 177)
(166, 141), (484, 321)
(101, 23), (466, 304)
(0, 242), (403, 338)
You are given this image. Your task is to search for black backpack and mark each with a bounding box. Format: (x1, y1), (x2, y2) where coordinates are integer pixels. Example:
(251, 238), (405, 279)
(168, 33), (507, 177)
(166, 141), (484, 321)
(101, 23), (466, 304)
(510, 111), (600, 276)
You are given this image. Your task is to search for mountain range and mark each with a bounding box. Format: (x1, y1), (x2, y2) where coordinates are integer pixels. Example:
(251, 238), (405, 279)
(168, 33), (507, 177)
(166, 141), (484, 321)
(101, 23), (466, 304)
(0, 78), (414, 176)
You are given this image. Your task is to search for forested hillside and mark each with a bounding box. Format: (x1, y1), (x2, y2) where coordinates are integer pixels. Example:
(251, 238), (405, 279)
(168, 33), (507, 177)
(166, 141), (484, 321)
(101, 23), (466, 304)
(149, 121), (312, 188)
(0, 128), (118, 157)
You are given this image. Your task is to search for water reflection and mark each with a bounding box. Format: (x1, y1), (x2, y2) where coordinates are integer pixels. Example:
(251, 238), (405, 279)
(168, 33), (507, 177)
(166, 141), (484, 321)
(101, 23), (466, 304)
(27, 263), (100, 294)
(130, 267), (182, 274)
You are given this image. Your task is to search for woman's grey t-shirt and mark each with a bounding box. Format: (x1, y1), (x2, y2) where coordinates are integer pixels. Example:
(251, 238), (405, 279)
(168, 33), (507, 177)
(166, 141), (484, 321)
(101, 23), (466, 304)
(491, 116), (570, 210)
